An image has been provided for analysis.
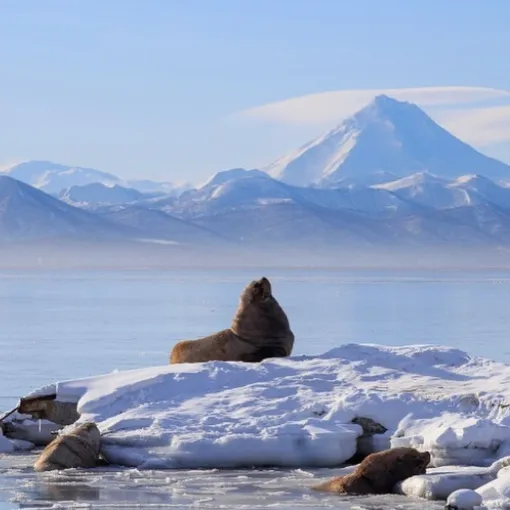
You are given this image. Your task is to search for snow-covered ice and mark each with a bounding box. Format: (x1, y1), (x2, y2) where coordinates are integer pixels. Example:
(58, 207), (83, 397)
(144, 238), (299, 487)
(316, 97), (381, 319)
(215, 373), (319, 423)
(6, 343), (510, 507)
(397, 465), (494, 500)
(7, 344), (510, 469)
(396, 458), (510, 500)
(445, 469), (510, 510)
(463, 466), (510, 509)
(446, 488), (483, 509)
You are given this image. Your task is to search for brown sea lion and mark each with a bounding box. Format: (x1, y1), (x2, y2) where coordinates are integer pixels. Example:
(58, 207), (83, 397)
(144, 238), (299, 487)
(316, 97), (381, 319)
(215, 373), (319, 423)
(33, 422), (101, 472)
(313, 447), (431, 495)
(170, 277), (294, 364)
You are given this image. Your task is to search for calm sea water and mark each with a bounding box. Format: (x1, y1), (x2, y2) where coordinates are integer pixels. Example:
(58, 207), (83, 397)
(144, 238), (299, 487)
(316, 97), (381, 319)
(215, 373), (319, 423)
(0, 268), (509, 509)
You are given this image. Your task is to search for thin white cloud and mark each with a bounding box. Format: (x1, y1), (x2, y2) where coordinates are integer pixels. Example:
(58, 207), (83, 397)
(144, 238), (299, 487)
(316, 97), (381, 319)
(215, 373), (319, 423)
(437, 105), (510, 146)
(237, 86), (510, 126)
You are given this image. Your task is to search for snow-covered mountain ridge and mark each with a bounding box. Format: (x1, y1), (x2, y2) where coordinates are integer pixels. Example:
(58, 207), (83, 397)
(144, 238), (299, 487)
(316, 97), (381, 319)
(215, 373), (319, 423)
(1, 160), (190, 197)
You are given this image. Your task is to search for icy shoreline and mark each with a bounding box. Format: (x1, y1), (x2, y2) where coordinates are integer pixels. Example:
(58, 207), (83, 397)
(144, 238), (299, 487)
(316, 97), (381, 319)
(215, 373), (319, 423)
(4, 343), (510, 507)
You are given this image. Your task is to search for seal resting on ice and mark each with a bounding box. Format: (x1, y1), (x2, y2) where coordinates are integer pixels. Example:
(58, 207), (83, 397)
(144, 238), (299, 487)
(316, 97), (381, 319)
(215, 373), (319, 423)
(313, 447), (431, 495)
(170, 277), (294, 364)
(33, 422), (101, 472)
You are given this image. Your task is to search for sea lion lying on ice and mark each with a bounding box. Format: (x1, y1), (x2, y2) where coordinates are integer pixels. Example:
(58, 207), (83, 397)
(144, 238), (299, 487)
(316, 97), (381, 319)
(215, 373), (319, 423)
(33, 422), (101, 472)
(313, 447), (431, 495)
(170, 277), (294, 364)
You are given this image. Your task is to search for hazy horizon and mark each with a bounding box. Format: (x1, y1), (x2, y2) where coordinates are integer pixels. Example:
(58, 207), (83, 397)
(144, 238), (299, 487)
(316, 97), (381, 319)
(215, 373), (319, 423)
(1, 240), (510, 270)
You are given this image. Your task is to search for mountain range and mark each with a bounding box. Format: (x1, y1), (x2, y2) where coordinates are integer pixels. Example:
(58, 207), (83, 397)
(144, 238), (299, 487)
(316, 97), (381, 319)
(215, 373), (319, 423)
(3, 95), (510, 263)
(0, 175), (129, 243)
(2, 160), (191, 196)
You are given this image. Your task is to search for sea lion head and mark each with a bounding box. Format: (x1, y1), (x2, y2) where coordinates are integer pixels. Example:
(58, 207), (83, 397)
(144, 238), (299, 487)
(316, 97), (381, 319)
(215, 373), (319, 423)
(33, 421), (101, 472)
(242, 277), (272, 304)
(416, 450), (431, 471)
(69, 422), (101, 450)
(380, 447), (430, 479)
(359, 447), (430, 493)
(386, 447), (430, 478)
(231, 277), (294, 352)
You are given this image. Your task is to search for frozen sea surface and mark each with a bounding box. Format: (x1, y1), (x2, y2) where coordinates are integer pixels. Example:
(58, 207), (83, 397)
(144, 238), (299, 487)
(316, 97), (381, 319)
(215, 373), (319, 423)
(2, 268), (510, 508)
(0, 453), (443, 510)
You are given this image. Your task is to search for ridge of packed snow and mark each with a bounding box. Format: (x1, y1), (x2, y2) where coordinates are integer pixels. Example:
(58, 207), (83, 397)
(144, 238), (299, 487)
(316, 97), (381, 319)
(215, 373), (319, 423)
(5, 343), (510, 476)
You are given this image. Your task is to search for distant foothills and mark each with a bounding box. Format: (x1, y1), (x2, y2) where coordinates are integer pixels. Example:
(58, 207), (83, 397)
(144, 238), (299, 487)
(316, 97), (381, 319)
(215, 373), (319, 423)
(3, 95), (510, 268)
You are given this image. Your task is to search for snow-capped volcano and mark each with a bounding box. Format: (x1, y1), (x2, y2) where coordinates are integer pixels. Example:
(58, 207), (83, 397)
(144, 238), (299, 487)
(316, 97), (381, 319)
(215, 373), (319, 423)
(265, 95), (510, 187)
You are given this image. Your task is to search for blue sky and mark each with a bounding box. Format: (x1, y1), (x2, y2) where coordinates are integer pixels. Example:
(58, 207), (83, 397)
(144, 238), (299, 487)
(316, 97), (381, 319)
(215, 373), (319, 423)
(1, 0), (510, 184)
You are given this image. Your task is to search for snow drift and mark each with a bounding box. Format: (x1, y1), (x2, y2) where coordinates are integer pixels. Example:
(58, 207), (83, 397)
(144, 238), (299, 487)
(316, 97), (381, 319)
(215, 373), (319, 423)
(3, 343), (510, 476)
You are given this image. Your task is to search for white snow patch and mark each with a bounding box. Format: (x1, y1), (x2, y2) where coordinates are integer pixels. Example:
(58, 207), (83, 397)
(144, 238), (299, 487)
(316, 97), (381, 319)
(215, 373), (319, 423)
(7, 344), (510, 475)
(446, 488), (483, 509)
(473, 466), (510, 509)
(374, 172), (450, 191)
(451, 174), (479, 186)
(256, 198), (292, 205)
(445, 466), (510, 509)
(397, 457), (510, 501)
(393, 414), (510, 467)
(398, 465), (493, 501)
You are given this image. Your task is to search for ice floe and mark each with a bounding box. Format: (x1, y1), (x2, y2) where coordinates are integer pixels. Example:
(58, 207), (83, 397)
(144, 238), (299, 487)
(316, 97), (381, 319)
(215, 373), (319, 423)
(4, 343), (510, 506)
(397, 458), (510, 500)
(446, 488), (483, 509)
(445, 468), (510, 510)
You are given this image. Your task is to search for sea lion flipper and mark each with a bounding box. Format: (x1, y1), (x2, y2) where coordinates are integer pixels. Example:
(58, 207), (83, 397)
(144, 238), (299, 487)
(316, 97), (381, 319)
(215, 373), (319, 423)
(240, 345), (288, 362)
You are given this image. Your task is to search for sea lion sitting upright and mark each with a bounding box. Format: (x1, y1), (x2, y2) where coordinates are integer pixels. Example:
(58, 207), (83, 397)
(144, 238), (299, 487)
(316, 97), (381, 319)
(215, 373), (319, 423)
(170, 277), (294, 364)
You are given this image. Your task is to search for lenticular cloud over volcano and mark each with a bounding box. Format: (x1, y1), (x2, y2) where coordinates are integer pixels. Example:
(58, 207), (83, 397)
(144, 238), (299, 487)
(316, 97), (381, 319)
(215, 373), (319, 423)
(238, 86), (510, 126)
